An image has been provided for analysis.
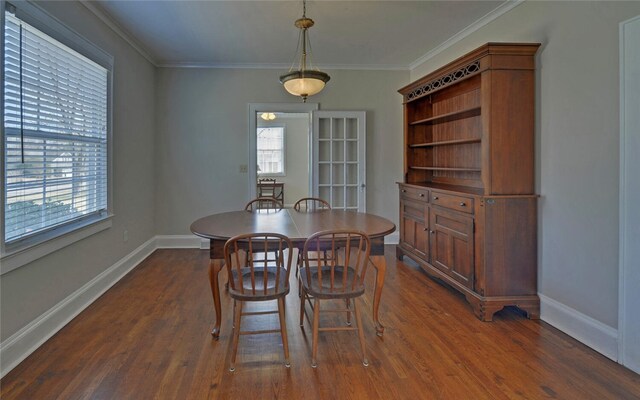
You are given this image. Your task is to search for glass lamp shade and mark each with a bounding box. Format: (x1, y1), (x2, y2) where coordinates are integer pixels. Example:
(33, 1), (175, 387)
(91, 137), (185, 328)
(280, 70), (330, 98)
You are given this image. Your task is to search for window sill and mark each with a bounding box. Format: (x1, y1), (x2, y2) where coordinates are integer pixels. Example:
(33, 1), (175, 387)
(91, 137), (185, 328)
(0, 215), (113, 275)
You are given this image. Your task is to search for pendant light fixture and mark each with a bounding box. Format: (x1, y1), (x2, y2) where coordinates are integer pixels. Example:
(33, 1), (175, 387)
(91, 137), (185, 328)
(279, 0), (330, 102)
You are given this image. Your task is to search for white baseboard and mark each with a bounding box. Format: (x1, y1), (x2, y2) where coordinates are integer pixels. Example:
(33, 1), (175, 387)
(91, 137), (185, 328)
(156, 234), (400, 248)
(2, 236), (620, 379)
(0, 237), (157, 378)
(540, 293), (618, 361)
(155, 234), (207, 249)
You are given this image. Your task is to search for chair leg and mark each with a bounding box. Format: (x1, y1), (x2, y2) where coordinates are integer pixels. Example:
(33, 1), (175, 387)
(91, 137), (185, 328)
(229, 300), (243, 372)
(353, 299), (369, 367)
(277, 297), (291, 368)
(311, 298), (320, 368)
(299, 287), (306, 327)
(346, 299), (352, 326)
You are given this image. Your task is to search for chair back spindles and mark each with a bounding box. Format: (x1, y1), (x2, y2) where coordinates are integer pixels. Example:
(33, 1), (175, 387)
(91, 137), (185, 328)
(302, 230), (370, 296)
(294, 197), (331, 212)
(245, 197), (284, 213)
(224, 233), (293, 299)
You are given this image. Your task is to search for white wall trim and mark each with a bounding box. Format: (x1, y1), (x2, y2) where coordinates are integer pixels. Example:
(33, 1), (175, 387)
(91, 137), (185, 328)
(618, 13), (640, 374)
(540, 293), (618, 361)
(1, 233), (624, 378)
(156, 234), (208, 250)
(79, 1), (157, 66)
(408, 0), (525, 71)
(1, 218), (112, 275)
(0, 237), (157, 378)
(157, 61), (408, 71)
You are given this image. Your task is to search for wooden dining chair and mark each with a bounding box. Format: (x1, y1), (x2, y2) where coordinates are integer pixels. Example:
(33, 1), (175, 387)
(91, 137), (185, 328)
(299, 229), (371, 368)
(293, 197), (331, 212)
(257, 178), (284, 203)
(292, 197), (332, 281)
(244, 197), (284, 213)
(224, 233), (294, 371)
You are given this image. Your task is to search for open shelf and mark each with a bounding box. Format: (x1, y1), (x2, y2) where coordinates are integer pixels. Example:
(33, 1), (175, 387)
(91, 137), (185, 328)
(409, 138), (481, 148)
(409, 166), (481, 172)
(409, 106), (481, 126)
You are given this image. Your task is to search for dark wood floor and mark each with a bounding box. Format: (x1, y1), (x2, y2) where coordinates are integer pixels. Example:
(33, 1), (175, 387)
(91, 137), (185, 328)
(2, 248), (639, 399)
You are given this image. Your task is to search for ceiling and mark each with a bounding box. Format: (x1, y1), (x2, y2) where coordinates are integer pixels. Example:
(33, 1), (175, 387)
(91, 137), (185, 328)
(93, 0), (506, 69)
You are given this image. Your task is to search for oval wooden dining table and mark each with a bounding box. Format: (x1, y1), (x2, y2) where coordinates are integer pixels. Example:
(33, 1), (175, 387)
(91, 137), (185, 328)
(191, 208), (396, 339)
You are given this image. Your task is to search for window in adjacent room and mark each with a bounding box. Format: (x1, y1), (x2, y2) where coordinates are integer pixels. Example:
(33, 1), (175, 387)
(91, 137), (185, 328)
(1, 2), (113, 265)
(257, 127), (285, 176)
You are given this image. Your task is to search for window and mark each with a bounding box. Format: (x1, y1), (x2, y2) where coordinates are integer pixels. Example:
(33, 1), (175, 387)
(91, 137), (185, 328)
(257, 127), (285, 176)
(1, 2), (112, 266)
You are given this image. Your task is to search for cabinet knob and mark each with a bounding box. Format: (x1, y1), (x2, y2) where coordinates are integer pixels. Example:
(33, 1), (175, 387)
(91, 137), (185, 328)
(423, 228), (428, 231)
(402, 189), (406, 193)
(433, 196), (439, 200)
(459, 202), (466, 207)
(430, 230), (435, 234)
(419, 193), (424, 197)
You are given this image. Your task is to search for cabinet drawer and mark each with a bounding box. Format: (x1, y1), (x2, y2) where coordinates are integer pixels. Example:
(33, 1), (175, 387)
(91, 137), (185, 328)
(400, 186), (429, 202)
(401, 199), (426, 221)
(431, 192), (474, 214)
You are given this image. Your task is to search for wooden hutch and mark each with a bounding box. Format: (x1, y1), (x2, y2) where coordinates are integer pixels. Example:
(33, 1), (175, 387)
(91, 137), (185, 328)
(396, 43), (540, 321)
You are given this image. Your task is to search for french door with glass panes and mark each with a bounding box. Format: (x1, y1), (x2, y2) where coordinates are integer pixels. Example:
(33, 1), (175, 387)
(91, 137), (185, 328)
(312, 111), (366, 211)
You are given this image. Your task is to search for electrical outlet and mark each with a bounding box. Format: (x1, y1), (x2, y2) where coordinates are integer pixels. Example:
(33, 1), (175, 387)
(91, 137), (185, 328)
(239, 164), (248, 173)
(123, 229), (129, 242)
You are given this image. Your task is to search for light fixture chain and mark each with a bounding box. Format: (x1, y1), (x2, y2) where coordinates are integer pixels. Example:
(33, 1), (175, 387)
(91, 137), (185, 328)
(279, 0), (330, 102)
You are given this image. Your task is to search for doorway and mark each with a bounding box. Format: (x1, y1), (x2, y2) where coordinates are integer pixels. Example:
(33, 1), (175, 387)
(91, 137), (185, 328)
(249, 104), (367, 211)
(248, 103), (318, 205)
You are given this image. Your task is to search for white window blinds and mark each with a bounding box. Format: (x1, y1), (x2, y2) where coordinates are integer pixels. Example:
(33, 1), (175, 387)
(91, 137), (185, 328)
(3, 11), (108, 243)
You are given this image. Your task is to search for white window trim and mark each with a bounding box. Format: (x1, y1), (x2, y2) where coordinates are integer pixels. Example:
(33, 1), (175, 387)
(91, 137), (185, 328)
(257, 125), (286, 177)
(0, 0), (114, 274)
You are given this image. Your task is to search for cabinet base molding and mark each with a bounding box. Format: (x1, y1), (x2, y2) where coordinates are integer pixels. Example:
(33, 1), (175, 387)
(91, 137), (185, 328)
(397, 245), (540, 322)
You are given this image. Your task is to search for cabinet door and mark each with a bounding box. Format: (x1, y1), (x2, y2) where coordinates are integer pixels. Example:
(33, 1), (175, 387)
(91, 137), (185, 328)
(429, 209), (474, 288)
(400, 198), (429, 258)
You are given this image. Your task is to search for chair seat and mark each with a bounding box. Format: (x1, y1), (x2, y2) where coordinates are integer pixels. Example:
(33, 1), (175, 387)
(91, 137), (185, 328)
(230, 266), (289, 301)
(299, 265), (365, 299)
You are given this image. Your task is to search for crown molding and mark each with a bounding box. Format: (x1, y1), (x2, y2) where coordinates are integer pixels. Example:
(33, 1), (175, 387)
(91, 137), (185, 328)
(157, 61), (409, 71)
(408, 0), (526, 71)
(79, 1), (158, 67)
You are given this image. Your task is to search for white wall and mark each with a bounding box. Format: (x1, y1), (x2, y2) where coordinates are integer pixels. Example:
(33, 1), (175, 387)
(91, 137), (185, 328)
(155, 68), (407, 235)
(257, 115), (310, 206)
(411, 1), (640, 340)
(0, 1), (156, 342)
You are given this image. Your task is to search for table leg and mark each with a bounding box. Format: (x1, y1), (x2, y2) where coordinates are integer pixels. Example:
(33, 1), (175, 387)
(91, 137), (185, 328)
(208, 259), (224, 339)
(369, 255), (387, 337)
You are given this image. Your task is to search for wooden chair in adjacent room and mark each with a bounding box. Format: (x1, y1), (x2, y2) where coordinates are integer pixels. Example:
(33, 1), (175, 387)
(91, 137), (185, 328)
(257, 178), (284, 203)
(223, 233), (294, 371)
(299, 229), (371, 368)
(293, 197), (331, 212)
(244, 197), (284, 213)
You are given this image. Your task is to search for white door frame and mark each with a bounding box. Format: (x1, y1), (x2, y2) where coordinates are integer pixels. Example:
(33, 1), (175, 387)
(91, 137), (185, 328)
(618, 14), (640, 374)
(248, 103), (318, 201)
